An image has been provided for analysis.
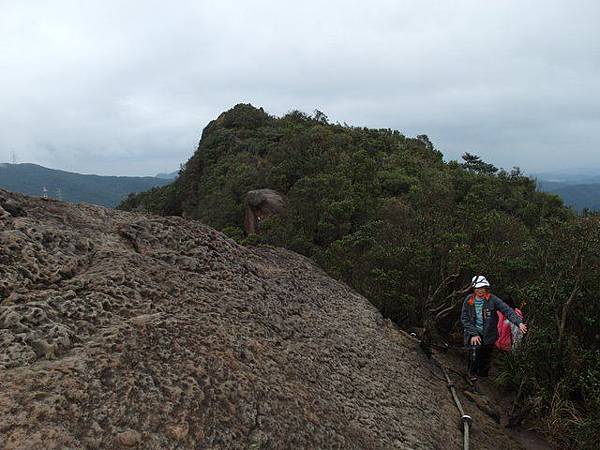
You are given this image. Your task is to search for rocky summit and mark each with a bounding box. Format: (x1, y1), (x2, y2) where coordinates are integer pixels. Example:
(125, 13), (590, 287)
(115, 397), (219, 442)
(0, 189), (525, 449)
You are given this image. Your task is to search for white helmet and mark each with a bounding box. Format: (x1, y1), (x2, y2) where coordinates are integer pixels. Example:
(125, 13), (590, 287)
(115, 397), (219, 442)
(472, 275), (490, 289)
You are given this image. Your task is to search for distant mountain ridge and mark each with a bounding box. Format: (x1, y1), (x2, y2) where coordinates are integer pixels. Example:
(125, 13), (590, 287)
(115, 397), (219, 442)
(537, 180), (600, 212)
(155, 170), (179, 180)
(531, 168), (600, 211)
(532, 168), (600, 184)
(0, 163), (170, 207)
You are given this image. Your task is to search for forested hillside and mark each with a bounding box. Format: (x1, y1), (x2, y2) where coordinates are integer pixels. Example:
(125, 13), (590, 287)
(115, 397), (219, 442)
(121, 104), (600, 448)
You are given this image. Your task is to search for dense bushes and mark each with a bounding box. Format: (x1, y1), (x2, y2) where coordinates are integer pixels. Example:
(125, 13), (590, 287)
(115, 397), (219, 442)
(120, 104), (599, 448)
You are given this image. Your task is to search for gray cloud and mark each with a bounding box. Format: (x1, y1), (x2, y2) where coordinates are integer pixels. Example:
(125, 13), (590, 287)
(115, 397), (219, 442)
(1, 0), (599, 175)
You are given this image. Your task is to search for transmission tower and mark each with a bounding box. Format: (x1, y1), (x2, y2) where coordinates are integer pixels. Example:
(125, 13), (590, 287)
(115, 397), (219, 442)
(10, 150), (17, 164)
(56, 188), (63, 201)
(42, 186), (48, 200)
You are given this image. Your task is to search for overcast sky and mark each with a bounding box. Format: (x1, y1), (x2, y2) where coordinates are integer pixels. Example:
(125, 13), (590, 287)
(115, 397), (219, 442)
(1, 1), (599, 176)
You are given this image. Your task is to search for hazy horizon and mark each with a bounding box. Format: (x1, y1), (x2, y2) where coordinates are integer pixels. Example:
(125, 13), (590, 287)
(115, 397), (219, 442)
(2, 1), (599, 177)
(3, 138), (600, 179)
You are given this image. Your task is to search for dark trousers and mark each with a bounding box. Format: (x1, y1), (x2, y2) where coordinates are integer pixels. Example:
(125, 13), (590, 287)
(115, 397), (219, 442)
(469, 344), (494, 377)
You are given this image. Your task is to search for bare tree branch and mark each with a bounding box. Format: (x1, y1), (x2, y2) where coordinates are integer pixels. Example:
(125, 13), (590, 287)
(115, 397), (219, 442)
(425, 272), (459, 309)
(557, 250), (583, 346)
(432, 283), (472, 322)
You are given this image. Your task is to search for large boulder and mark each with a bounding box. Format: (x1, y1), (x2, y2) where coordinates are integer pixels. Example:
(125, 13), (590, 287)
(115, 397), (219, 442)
(0, 192), (26, 218)
(244, 188), (285, 234)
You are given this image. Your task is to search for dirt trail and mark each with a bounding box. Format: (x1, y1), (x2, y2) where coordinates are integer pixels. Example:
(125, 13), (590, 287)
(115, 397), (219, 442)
(433, 347), (553, 450)
(1, 189), (545, 449)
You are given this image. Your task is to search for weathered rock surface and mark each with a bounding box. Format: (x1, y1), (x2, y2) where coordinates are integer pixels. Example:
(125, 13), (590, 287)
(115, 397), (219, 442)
(244, 189), (285, 234)
(0, 189), (525, 449)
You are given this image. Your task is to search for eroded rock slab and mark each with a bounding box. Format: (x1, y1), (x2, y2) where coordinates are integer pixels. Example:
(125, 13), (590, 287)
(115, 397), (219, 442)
(0, 189), (525, 449)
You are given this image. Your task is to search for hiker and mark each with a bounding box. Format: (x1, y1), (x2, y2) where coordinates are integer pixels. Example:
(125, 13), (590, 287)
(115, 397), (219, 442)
(461, 276), (527, 379)
(495, 295), (524, 352)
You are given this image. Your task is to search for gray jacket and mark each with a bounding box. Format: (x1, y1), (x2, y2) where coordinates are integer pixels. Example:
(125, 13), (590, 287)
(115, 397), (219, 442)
(461, 293), (522, 346)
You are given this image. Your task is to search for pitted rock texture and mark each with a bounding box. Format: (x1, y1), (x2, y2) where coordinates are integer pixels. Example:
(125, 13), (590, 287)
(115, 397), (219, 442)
(244, 189), (286, 235)
(0, 189), (525, 449)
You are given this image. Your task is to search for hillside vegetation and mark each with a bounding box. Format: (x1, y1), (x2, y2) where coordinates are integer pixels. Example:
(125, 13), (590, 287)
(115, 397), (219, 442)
(121, 104), (600, 448)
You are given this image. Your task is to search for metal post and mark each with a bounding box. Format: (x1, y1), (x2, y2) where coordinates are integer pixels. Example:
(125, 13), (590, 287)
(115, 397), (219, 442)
(461, 414), (472, 450)
(442, 365), (472, 450)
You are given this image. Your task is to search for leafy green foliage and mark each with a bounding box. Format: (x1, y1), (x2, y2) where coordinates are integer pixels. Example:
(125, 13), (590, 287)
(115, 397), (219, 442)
(120, 104), (599, 447)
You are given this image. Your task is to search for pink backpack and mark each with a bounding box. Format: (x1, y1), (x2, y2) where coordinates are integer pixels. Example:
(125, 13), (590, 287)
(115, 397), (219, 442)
(495, 308), (523, 351)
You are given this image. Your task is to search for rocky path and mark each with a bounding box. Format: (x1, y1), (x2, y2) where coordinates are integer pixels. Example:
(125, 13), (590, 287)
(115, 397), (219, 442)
(1, 189), (530, 449)
(433, 348), (553, 450)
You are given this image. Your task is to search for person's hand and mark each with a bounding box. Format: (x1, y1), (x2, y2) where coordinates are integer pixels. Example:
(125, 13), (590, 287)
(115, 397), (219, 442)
(519, 323), (528, 334)
(470, 336), (481, 346)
